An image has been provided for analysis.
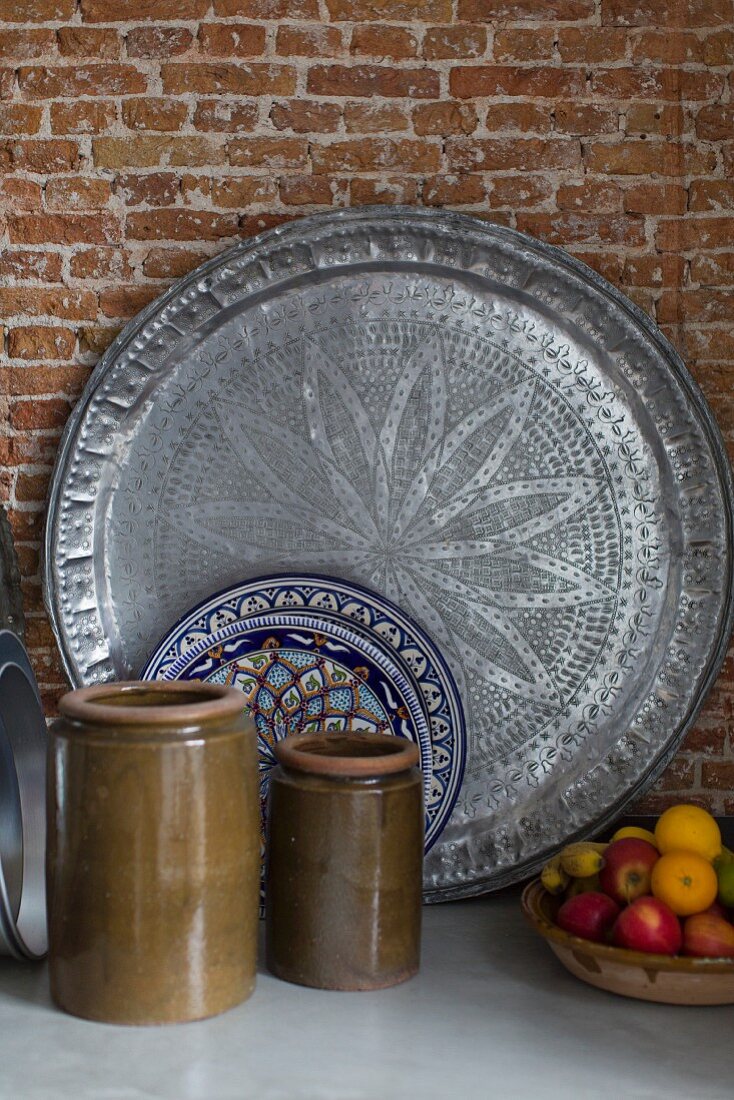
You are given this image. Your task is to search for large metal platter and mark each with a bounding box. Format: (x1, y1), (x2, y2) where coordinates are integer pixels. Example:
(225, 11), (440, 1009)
(44, 207), (734, 901)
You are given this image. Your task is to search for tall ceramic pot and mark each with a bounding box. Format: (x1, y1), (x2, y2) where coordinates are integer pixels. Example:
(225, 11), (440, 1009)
(47, 681), (259, 1025)
(265, 732), (423, 991)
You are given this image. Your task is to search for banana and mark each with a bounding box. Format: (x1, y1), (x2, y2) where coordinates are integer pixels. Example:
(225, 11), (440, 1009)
(559, 841), (606, 878)
(565, 873), (601, 898)
(541, 854), (570, 895)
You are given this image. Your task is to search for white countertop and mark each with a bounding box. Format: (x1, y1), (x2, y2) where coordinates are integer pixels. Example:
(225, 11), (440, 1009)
(1, 890), (730, 1100)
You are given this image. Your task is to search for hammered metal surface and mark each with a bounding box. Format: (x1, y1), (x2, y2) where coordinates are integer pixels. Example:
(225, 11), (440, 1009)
(44, 208), (734, 900)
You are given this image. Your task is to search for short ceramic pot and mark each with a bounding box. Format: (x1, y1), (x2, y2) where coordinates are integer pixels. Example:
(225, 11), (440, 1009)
(47, 681), (259, 1025)
(265, 732), (423, 991)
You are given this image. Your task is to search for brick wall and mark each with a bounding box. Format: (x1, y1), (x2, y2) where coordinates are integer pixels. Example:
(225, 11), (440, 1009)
(1, 0), (732, 813)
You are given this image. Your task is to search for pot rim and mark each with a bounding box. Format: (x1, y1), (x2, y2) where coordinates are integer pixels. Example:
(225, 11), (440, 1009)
(274, 732), (419, 777)
(58, 680), (246, 729)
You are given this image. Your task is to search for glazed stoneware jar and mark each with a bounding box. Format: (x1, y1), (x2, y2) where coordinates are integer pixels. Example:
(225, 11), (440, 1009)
(47, 681), (259, 1025)
(265, 732), (423, 991)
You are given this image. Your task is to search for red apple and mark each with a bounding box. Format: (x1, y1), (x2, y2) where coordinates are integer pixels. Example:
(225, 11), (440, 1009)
(612, 896), (682, 955)
(557, 892), (620, 943)
(599, 838), (659, 906)
(683, 913), (734, 958)
(703, 900), (729, 921)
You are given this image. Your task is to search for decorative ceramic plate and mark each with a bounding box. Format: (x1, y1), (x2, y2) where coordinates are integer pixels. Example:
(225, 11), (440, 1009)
(44, 208), (734, 900)
(141, 575), (466, 854)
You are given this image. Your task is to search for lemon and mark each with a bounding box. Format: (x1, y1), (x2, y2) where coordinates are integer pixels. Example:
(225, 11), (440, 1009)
(654, 804), (722, 863)
(718, 862), (734, 908)
(611, 825), (658, 848)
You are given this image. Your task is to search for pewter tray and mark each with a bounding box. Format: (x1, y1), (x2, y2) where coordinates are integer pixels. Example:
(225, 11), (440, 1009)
(44, 208), (734, 900)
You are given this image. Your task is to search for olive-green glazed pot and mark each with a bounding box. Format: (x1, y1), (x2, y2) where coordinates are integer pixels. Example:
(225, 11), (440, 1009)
(265, 732), (423, 991)
(47, 681), (259, 1025)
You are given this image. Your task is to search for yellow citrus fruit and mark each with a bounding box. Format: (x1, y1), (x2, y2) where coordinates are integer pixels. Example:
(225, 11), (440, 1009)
(654, 804), (721, 862)
(611, 826), (658, 848)
(651, 851), (718, 917)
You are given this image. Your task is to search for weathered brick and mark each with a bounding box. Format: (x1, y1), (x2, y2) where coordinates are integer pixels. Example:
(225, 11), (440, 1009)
(180, 174), (211, 205)
(126, 209), (240, 241)
(602, 0), (731, 25)
(701, 762), (734, 791)
(516, 211), (645, 246)
(19, 65), (147, 98)
(70, 247), (133, 280)
(57, 26), (120, 58)
(623, 183), (687, 214)
(556, 180), (623, 212)
(591, 68), (723, 101)
(585, 142), (716, 176)
(458, 0), (593, 16)
(630, 29), (703, 64)
(99, 286), (162, 320)
(0, 105), (43, 136)
(122, 99), (188, 133)
(198, 23), (267, 56)
(308, 64), (439, 98)
(126, 26), (194, 58)
(413, 101), (477, 136)
(0, 179), (43, 210)
(10, 398), (71, 431)
(0, 250), (63, 282)
(423, 174), (486, 206)
(276, 25), (343, 56)
(271, 100), (341, 133)
(488, 175), (554, 208)
(239, 213), (294, 236)
(485, 103), (549, 132)
(9, 212), (119, 246)
(327, 0), (451, 17)
(447, 137), (581, 172)
(345, 101), (410, 132)
(142, 249), (208, 279)
(15, 471), (51, 503)
(494, 27), (555, 62)
(7, 365), (87, 397)
(50, 101), (115, 134)
(82, 0), (208, 18)
(557, 26), (628, 61)
(161, 63), (296, 96)
(8, 327), (76, 361)
(423, 25), (486, 59)
(703, 28), (734, 64)
(656, 217), (734, 251)
(193, 101), (258, 133)
(451, 66), (586, 99)
(350, 177), (420, 204)
(626, 103), (685, 136)
(696, 104), (734, 141)
(214, 0), (318, 13)
(657, 289), (734, 323)
(115, 173), (179, 207)
(280, 175), (345, 205)
(689, 179), (734, 211)
(0, 0), (74, 18)
(93, 136), (225, 169)
(45, 177), (112, 209)
(7, 139), (79, 173)
(554, 102), (619, 135)
(0, 29), (55, 58)
(312, 138), (441, 173)
(690, 254), (734, 285)
(350, 25), (419, 58)
(211, 177), (278, 207)
(623, 254), (685, 287)
(78, 326), (120, 356)
(227, 137), (308, 167)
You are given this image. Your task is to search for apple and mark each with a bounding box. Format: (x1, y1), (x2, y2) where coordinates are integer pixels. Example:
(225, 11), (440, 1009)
(599, 837), (659, 906)
(612, 896), (682, 955)
(557, 892), (620, 943)
(703, 900), (729, 921)
(683, 913), (734, 958)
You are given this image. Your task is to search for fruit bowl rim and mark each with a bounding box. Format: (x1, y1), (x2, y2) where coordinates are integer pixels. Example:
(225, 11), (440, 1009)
(522, 879), (734, 972)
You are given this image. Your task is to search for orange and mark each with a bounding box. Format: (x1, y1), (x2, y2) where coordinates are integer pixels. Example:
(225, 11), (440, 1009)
(611, 826), (658, 849)
(654, 804), (721, 862)
(651, 850), (718, 917)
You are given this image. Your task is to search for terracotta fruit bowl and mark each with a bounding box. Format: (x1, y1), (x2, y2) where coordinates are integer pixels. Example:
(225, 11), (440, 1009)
(522, 879), (734, 1005)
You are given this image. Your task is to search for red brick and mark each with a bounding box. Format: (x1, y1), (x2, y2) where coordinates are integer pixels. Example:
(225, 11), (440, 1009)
(451, 65), (585, 99)
(7, 139), (79, 173)
(227, 137), (308, 167)
(556, 180), (623, 212)
(77, 326), (120, 356)
(15, 472), (51, 504)
(180, 174), (211, 205)
(239, 213), (294, 236)
(554, 102), (619, 135)
(327, 0), (451, 17)
(0, 0), (74, 18)
(0, 68), (12, 100)
(591, 67), (722, 101)
(696, 104), (734, 141)
(82, 0), (208, 17)
(658, 289), (734, 324)
(494, 27), (555, 62)
(0, 250), (63, 283)
(312, 138), (441, 173)
(423, 175), (486, 206)
(211, 177), (278, 207)
(271, 100), (341, 133)
(622, 254), (685, 287)
(10, 398), (71, 431)
(557, 26), (628, 61)
(601, 0), (731, 25)
(19, 65), (147, 98)
(485, 103), (549, 132)
(276, 25), (343, 57)
(458, 0), (593, 15)
(345, 102), (410, 133)
(8, 327), (76, 361)
(93, 136), (225, 169)
(630, 29), (703, 63)
(351, 25), (419, 58)
(423, 25), (486, 59)
(701, 762), (734, 791)
(45, 177), (111, 209)
(585, 142), (716, 176)
(161, 63), (296, 96)
(626, 103), (684, 136)
(8, 363), (86, 394)
(689, 180), (734, 212)
(656, 217), (734, 251)
(50, 101), (115, 134)
(447, 137), (581, 172)
(0, 179), (42, 210)
(115, 173), (179, 207)
(488, 175), (553, 208)
(198, 23), (267, 56)
(0, 29), (55, 58)
(691, 254), (734, 285)
(9, 212), (119, 245)
(680, 723), (728, 755)
(214, 0), (318, 13)
(723, 144), (734, 176)
(623, 183), (687, 214)
(279, 175), (346, 205)
(569, 251), (624, 283)
(413, 101), (477, 136)
(350, 177), (420, 204)
(126, 26), (194, 58)
(651, 758), (695, 792)
(57, 27), (120, 58)
(193, 101), (258, 133)
(122, 99), (188, 133)
(0, 105), (42, 136)
(70, 247), (133, 280)
(703, 29), (734, 64)
(516, 211), (645, 246)
(126, 209), (240, 242)
(142, 249), (209, 279)
(308, 64), (438, 98)
(99, 286), (162, 320)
